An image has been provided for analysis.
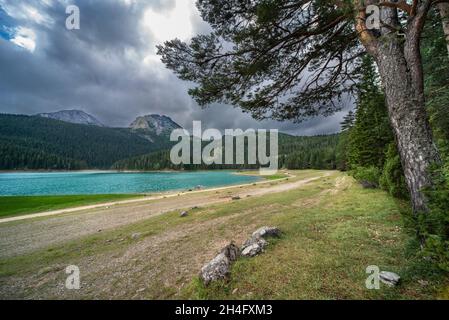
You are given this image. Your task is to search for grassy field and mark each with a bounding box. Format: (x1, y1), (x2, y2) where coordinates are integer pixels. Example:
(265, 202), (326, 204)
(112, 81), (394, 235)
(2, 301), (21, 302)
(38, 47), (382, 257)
(0, 194), (142, 219)
(0, 170), (447, 299)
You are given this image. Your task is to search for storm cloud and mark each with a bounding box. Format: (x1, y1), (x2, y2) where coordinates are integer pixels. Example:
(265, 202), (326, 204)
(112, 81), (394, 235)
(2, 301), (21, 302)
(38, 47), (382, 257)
(0, 0), (350, 135)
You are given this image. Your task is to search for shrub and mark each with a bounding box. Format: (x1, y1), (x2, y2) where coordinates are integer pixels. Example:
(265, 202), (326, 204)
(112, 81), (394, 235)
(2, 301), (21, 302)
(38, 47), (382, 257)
(418, 166), (449, 272)
(380, 143), (409, 199)
(350, 166), (381, 188)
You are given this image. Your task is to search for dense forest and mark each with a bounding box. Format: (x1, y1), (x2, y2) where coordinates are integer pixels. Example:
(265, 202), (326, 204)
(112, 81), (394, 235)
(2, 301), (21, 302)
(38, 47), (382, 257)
(0, 141), (87, 170)
(112, 133), (339, 171)
(0, 114), (172, 169)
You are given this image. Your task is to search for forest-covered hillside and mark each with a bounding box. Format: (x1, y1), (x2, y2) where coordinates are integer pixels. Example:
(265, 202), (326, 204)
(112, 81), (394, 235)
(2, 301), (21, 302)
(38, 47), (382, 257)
(0, 114), (172, 169)
(0, 114), (340, 171)
(112, 133), (340, 171)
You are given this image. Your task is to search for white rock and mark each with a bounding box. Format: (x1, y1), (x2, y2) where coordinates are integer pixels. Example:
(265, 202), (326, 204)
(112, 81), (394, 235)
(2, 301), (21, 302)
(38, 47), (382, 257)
(180, 211), (188, 217)
(131, 233), (141, 240)
(380, 271), (401, 287)
(252, 226), (281, 239)
(241, 240), (268, 257)
(200, 243), (240, 285)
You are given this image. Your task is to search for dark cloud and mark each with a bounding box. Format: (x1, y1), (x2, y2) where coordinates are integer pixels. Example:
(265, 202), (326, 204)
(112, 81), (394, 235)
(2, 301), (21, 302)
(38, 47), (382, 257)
(0, 0), (348, 135)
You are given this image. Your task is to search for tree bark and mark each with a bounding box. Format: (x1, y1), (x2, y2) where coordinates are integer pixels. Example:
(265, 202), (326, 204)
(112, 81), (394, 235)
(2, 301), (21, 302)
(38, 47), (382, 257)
(437, 2), (449, 55)
(356, 5), (440, 214)
(376, 42), (439, 213)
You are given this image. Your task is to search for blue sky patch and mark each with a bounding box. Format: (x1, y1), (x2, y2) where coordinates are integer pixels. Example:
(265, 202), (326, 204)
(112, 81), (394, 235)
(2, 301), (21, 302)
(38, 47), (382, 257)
(0, 6), (16, 40)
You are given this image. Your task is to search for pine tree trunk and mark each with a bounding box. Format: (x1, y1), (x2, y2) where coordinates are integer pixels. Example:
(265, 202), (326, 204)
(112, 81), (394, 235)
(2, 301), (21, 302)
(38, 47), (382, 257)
(355, 4), (441, 215)
(375, 37), (440, 214)
(437, 2), (449, 55)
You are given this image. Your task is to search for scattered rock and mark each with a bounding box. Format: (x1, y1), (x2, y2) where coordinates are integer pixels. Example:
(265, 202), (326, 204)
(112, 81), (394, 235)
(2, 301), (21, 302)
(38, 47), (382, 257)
(97, 229), (102, 233)
(232, 288), (239, 295)
(200, 243), (240, 285)
(232, 196), (241, 200)
(252, 226), (281, 239)
(240, 227), (280, 257)
(241, 238), (268, 257)
(131, 233), (141, 240)
(136, 288), (145, 293)
(180, 211), (188, 217)
(380, 271), (401, 287)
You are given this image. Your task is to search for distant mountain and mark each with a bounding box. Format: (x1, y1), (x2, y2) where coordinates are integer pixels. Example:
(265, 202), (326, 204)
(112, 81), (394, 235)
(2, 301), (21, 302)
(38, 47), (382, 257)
(38, 110), (105, 127)
(130, 114), (182, 142)
(0, 114), (173, 170)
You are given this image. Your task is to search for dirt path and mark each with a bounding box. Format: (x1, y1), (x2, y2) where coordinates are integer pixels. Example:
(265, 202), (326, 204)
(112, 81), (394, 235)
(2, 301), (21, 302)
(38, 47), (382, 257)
(0, 172), (330, 258)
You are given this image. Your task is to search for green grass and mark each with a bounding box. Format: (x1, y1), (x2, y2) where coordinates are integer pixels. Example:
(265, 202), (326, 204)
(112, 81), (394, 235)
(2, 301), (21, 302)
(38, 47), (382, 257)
(180, 174), (447, 300)
(0, 194), (142, 219)
(262, 173), (289, 180)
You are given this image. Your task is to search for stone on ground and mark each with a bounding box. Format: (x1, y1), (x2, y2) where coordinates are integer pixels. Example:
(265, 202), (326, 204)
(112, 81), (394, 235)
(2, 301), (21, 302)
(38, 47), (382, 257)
(200, 243), (240, 285)
(252, 226), (281, 239)
(180, 211), (188, 217)
(131, 233), (141, 240)
(380, 271), (401, 287)
(241, 227), (281, 257)
(241, 238), (268, 257)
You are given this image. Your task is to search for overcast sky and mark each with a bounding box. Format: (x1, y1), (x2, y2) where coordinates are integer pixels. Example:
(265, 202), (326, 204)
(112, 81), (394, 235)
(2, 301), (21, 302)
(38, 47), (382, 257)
(0, 0), (350, 135)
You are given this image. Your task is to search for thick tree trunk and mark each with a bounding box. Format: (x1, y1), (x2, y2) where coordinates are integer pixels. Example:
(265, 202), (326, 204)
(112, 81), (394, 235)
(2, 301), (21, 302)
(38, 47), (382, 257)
(355, 5), (441, 215)
(375, 38), (440, 214)
(437, 2), (449, 55)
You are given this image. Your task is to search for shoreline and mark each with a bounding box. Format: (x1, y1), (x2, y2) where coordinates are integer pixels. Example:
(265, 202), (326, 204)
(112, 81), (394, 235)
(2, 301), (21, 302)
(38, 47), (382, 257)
(0, 169), (263, 174)
(0, 170), (293, 224)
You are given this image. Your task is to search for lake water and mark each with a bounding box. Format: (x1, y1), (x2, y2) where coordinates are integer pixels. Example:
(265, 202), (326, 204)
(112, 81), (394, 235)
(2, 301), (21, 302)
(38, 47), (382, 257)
(0, 171), (261, 196)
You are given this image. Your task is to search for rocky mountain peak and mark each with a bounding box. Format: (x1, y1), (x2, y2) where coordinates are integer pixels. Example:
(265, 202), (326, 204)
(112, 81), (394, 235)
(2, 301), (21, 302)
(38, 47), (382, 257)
(129, 114), (181, 136)
(37, 110), (104, 127)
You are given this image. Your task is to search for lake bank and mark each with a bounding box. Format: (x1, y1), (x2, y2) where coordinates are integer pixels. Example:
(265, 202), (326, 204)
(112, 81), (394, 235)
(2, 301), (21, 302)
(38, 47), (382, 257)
(0, 171), (287, 220)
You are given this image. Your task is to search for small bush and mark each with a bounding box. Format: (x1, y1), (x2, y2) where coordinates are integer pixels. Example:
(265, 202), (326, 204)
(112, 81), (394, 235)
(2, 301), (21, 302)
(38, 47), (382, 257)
(380, 143), (409, 199)
(418, 166), (449, 272)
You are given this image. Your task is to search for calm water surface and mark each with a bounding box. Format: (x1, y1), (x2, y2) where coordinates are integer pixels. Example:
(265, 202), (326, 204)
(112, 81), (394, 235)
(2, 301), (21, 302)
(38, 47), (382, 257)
(0, 171), (261, 196)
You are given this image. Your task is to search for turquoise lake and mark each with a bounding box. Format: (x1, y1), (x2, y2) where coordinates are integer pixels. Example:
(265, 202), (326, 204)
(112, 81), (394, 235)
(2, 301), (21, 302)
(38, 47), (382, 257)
(0, 171), (261, 196)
